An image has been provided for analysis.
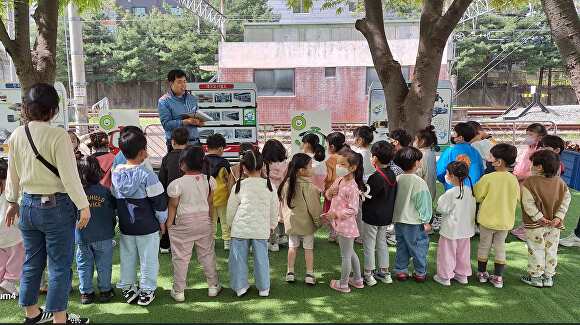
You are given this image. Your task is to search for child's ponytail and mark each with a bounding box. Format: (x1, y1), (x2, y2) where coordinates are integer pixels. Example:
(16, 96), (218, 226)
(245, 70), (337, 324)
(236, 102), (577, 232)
(446, 161), (470, 199)
(278, 153), (312, 208)
(236, 149), (271, 193)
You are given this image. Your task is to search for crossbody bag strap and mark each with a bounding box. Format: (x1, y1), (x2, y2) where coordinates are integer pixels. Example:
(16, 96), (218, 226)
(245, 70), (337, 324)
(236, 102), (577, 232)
(25, 124), (60, 178)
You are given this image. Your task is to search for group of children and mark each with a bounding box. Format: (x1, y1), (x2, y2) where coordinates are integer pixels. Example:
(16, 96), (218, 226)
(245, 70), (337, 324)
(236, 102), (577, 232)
(0, 121), (573, 306)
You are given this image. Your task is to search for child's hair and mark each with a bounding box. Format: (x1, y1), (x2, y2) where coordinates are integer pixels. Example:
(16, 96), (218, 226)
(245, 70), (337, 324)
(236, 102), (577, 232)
(490, 143), (518, 166)
(446, 161), (474, 199)
(539, 135), (565, 155)
(354, 126), (375, 146)
(88, 131), (109, 151)
(415, 125), (438, 148)
(77, 156), (103, 187)
(119, 131), (147, 160)
(206, 133), (226, 150)
(302, 133), (326, 162)
(239, 142), (256, 155)
(120, 125), (143, 136)
(530, 150), (560, 178)
(0, 158), (7, 180)
(526, 123), (548, 137)
(326, 132), (346, 153)
(370, 140), (395, 165)
(180, 146), (205, 172)
(277, 153), (312, 208)
(466, 121), (483, 132)
(68, 130), (80, 147)
(389, 129), (413, 147)
(236, 150), (272, 193)
(393, 146), (423, 172)
(262, 139), (287, 163)
(454, 122), (477, 143)
(171, 127), (189, 146)
(337, 147), (366, 192)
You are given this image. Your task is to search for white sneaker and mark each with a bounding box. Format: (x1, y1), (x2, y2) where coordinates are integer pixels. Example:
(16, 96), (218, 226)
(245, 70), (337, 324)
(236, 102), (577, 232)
(0, 280), (18, 296)
(258, 288), (270, 297)
(278, 235), (289, 245)
(170, 289), (185, 302)
(559, 233), (580, 247)
(386, 233), (397, 246)
(208, 284), (222, 297)
(236, 286), (249, 297)
(363, 273), (377, 287)
(112, 239), (117, 247)
(433, 275), (451, 286)
(268, 243), (279, 252)
(224, 240), (230, 251)
(160, 248), (170, 254)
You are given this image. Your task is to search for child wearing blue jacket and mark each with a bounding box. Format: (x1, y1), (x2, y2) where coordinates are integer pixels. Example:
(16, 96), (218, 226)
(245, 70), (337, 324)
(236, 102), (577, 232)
(112, 131), (168, 307)
(437, 123), (485, 190)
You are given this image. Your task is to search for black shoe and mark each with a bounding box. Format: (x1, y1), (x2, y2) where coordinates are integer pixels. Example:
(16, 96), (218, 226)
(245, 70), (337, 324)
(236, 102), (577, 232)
(23, 308), (53, 325)
(122, 287), (139, 304)
(137, 290), (155, 306)
(66, 313), (89, 324)
(99, 289), (115, 303)
(80, 292), (95, 305)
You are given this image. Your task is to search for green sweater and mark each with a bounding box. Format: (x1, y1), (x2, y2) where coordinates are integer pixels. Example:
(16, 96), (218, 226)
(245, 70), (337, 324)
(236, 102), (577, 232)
(393, 174), (433, 225)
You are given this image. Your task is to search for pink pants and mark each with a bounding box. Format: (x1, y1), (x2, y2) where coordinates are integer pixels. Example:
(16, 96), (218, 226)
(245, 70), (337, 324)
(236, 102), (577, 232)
(169, 213), (219, 293)
(436, 236), (472, 281)
(0, 242), (25, 282)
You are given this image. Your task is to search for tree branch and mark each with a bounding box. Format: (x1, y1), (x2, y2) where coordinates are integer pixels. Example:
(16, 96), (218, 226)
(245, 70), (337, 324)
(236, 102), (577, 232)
(14, 0), (31, 54)
(435, 0), (474, 39)
(0, 19), (15, 57)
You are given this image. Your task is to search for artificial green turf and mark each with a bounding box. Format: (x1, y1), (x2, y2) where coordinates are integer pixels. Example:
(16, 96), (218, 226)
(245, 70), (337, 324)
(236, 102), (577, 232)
(1, 190), (580, 323)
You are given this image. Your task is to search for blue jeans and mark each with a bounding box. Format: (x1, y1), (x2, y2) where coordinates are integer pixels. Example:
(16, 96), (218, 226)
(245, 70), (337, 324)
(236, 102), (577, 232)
(394, 223), (429, 276)
(117, 232), (159, 292)
(18, 193), (77, 313)
(228, 238), (269, 291)
(76, 239), (114, 294)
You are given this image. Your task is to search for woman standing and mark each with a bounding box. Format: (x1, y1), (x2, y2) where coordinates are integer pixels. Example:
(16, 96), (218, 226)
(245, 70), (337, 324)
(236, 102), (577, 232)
(4, 84), (91, 324)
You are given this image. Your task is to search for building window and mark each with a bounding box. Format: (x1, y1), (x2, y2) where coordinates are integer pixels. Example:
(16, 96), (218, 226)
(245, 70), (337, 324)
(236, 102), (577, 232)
(348, 1), (357, 12)
(132, 7), (147, 16)
(255, 69), (295, 96)
(325, 67), (336, 78)
(170, 7), (182, 16)
(292, 0), (310, 13)
(366, 66), (411, 93)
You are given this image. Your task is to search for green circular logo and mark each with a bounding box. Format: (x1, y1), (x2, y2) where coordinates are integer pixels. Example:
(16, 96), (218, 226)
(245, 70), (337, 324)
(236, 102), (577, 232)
(291, 115), (306, 131)
(99, 115), (115, 131)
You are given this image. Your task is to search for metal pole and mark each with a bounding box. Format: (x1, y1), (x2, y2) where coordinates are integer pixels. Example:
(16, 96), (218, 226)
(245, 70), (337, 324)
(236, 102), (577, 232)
(67, 3), (88, 134)
(220, 0), (226, 41)
(5, 0), (16, 82)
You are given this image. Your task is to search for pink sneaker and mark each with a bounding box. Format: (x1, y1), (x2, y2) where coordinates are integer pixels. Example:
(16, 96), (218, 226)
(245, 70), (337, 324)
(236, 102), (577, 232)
(489, 275), (504, 288)
(329, 280), (351, 293)
(511, 225), (526, 241)
(477, 272), (489, 283)
(348, 277), (364, 289)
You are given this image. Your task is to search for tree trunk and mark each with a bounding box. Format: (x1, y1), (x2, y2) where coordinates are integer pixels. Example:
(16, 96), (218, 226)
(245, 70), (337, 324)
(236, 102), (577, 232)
(542, 0), (580, 103)
(505, 60), (513, 106)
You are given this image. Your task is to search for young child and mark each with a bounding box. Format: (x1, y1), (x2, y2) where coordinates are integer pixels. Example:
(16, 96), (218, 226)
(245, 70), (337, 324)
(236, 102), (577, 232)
(167, 146), (222, 301)
(466, 121), (496, 174)
(158, 127), (189, 254)
(474, 143), (520, 288)
(87, 131), (116, 189)
(361, 141), (397, 287)
(112, 126), (154, 172)
(75, 156), (117, 304)
(324, 148), (366, 293)
(227, 143), (256, 190)
(387, 129), (412, 176)
(226, 150), (278, 297)
(437, 122), (484, 191)
(538, 135), (566, 175)
(352, 126), (376, 182)
(520, 150), (571, 288)
(324, 132), (347, 243)
(392, 147), (433, 282)
(301, 134), (327, 192)
(68, 130), (83, 160)
(433, 161), (476, 286)
(0, 158), (24, 297)
(112, 131), (168, 306)
(511, 123), (548, 241)
(203, 134), (232, 251)
(414, 126), (438, 202)
(262, 139), (288, 252)
(278, 153), (322, 285)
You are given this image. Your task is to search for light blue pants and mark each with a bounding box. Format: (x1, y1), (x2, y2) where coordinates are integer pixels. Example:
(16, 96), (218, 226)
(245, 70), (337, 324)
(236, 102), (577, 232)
(117, 232), (160, 292)
(228, 238), (270, 292)
(394, 223), (429, 276)
(76, 239), (114, 294)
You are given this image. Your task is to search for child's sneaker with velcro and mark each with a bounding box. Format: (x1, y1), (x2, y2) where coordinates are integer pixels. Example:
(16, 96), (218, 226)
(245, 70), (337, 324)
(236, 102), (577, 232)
(137, 290), (155, 306)
(363, 272), (377, 287)
(477, 272), (489, 283)
(489, 275), (504, 288)
(521, 275), (543, 288)
(374, 271), (393, 284)
(122, 286), (139, 304)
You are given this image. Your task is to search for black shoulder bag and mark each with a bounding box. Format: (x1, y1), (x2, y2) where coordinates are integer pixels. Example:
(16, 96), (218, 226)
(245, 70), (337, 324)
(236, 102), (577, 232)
(24, 124), (60, 177)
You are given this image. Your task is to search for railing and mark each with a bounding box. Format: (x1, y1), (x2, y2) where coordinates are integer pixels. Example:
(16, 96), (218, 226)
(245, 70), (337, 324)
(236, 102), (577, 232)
(453, 120), (559, 146)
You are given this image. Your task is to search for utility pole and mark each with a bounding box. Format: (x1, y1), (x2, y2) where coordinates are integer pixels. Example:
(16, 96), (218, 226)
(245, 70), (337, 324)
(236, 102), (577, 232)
(220, 0), (226, 41)
(67, 2), (88, 134)
(4, 0), (16, 82)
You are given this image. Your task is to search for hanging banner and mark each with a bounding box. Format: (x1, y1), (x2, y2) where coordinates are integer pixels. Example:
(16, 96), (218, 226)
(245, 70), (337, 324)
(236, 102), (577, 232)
(290, 110), (332, 155)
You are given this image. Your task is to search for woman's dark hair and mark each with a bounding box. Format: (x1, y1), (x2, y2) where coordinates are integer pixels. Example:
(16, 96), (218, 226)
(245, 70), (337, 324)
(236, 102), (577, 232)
(454, 122), (477, 143)
(262, 139), (287, 183)
(327, 132), (346, 153)
(88, 131), (109, 151)
(416, 125), (438, 148)
(0, 158), (8, 180)
(278, 153), (312, 208)
(302, 133), (325, 162)
(530, 149), (560, 178)
(490, 143), (518, 166)
(389, 129), (413, 147)
(338, 147), (366, 192)
(354, 126), (375, 146)
(236, 150), (272, 193)
(22, 83), (60, 122)
(180, 146), (205, 172)
(77, 156), (103, 187)
(539, 135), (565, 155)
(446, 161), (474, 199)
(167, 69), (187, 82)
(526, 123), (548, 137)
(371, 141), (395, 165)
(393, 147), (423, 172)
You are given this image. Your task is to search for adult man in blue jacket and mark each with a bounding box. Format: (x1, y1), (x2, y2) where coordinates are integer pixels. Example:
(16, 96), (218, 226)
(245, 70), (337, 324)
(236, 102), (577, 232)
(158, 69), (204, 152)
